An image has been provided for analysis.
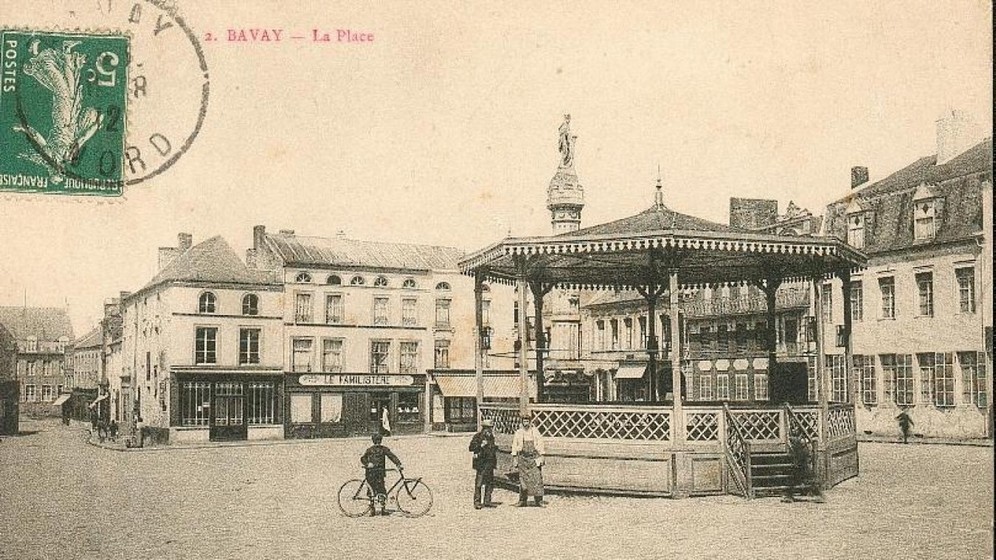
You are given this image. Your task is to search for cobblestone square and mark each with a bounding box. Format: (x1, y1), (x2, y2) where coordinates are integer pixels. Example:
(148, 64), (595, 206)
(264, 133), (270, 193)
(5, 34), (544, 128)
(1, 419), (992, 560)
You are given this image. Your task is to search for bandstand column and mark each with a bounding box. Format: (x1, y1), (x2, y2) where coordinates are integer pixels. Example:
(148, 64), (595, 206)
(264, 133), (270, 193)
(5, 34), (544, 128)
(668, 271), (684, 442)
(813, 276), (829, 487)
(529, 281), (554, 403)
(838, 269), (855, 406)
(516, 260), (530, 415)
(474, 272), (485, 428)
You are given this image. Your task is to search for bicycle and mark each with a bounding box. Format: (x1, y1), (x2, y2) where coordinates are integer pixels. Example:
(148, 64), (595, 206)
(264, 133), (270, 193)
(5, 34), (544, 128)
(337, 467), (433, 518)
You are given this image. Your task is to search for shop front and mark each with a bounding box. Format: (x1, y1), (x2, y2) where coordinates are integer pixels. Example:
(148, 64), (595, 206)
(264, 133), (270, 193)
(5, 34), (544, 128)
(171, 371), (285, 444)
(429, 370), (536, 432)
(284, 372), (426, 438)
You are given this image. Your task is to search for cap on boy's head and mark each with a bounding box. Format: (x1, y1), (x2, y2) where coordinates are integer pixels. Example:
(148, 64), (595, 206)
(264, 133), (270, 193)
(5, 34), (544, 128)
(372, 433), (383, 444)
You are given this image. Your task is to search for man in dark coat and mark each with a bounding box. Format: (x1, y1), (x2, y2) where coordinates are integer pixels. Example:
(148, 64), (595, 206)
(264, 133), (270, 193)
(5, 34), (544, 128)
(469, 419), (497, 509)
(782, 428), (825, 503)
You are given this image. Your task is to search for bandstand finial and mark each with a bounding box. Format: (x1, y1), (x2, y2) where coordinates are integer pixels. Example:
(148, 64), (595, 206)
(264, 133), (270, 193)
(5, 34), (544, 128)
(655, 164), (665, 209)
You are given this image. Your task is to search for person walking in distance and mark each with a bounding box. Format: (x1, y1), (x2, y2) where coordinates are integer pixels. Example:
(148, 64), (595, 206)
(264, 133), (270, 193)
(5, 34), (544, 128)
(896, 407), (914, 444)
(469, 418), (497, 509)
(380, 405), (392, 437)
(511, 413), (545, 507)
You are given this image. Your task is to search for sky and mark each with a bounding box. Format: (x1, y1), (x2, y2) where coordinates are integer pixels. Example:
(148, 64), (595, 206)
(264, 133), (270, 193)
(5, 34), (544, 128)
(0, 0), (991, 335)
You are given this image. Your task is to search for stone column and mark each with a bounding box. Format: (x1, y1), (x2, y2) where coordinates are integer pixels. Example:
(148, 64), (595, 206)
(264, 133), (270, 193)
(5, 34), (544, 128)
(474, 272), (484, 429)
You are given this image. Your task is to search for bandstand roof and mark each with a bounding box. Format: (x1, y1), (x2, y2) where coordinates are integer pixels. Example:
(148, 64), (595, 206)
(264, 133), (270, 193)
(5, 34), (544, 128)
(459, 203), (867, 289)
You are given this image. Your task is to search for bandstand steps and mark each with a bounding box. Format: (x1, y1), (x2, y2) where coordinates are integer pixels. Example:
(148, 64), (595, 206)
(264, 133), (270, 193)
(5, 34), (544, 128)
(748, 450), (813, 498)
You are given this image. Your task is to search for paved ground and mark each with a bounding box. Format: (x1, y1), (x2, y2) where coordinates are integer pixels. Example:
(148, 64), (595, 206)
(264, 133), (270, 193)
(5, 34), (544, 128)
(0, 419), (992, 560)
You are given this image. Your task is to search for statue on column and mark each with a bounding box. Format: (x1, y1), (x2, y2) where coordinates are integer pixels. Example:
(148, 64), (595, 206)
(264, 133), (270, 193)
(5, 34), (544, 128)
(558, 114), (577, 168)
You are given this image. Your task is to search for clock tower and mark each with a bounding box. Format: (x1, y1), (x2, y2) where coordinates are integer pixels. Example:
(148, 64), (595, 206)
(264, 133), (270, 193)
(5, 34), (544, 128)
(547, 114), (585, 234)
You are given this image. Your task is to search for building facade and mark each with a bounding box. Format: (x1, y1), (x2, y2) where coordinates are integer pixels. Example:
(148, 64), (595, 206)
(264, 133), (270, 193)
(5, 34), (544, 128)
(0, 324), (18, 434)
(821, 117), (992, 439)
(70, 327), (102, 391)
(116, 234), (285, 444)
(248, 226), (516, 437)
(0, 307), (73, 416)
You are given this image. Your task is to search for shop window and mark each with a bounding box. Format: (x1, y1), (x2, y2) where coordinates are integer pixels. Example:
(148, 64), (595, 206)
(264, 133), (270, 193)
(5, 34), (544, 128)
(402, 298), (418, 326)
(444, 397), (476, 423)
(960, 352), (987, 408)
(855, 355), (876, 405)
(956, 267), (976, 313)
(370, 341), (391, 374)
(242, 293), (259, 316)
(180, 381), (211, 426)
(917, 353), (935, 404)
(248, 382), (277, 424)
(292, 338), (314, 373)
(878, 277), (895, 320)
(239, 328), (261, 365)
(295, 293), (313, 323)
(397, 392), (420, 424)
(916, 272), (933, 317)
(290, 393), (314, 423)
(373, 297), (390, 325)
(195, 327), (217, 365)
(198, 292), (216, 314)
(933, 352), (955, 407)
(322, 339), (343, 373)
(824, 354), (848, 403)
(849, 281), (863, 322)
(400, 341), (419, 374)
(325, 294), (343, 324)
(320, 393), (342, 423)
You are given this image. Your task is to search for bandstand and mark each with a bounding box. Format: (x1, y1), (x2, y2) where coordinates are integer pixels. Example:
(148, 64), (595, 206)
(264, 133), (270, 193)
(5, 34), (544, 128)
(459, 192), (867, 498)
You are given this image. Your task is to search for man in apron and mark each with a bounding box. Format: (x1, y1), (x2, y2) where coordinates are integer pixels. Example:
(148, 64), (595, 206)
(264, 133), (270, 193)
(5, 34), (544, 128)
(511, 413), (545, 507)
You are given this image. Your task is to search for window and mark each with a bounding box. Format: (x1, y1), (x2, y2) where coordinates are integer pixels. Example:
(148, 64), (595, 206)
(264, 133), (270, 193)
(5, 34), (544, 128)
(754, 373), (768, 401)
(960, 352), (987, 408)
(242, 294), (259, 316)
(913, 201), (935, 241)
(849, 281), (863, 322)
(434, 299), (451, 328)
(371, 341), (391, 373)
(24, 384), (36, 402)
(481, 300), (491, 326)
(402, 298), (418, 326)
(402, 278), (417, 289)
(610, 319), (619, 350)
(295, 272), (312, 283)
(915, 272), (933, 317)
(325, 294), (343, 324)
(373, 297), (390, 325)
(56, 336), (69, 352)
(918, 353), (935, 405)
(294, 293), (313, 323)
(291, 338), (314, 372)
(374, 276), (389, 287)
(41, 385), (53, 401)
(326, 275), (341, 285)
(289, 393), (313, 423)
(26, 361), (36, 376)
(956, 267), (976, 313)
(433, 340), (450, 369)
(698, 371), (714, 400)
(180, 381), (211, 426)
(26, 336), (37, 352)
(239, 328), (261, 365)
(322, 339), (343, 373)
(596, 320), (605, 351)
(195, 327), (217, 364)
(826, 354), (848, 403)
(512, 301), (519, 326)
(881, 354), (896, 403)
(321, 393), (343, 423)
(734, 374), (749, 401)
(350, 276), (365, 286)
(400, 341), (419, 374)
(397, 392), (420, 423)
(638, 317), (647, 349)
(879, 277), (895, 319)
(821, 284), (833, 323)
(716, 373), (730, 401)
(855, 355), (876, 405)
(16, 361), (25, 377)
(624, 318), (633, 350)
(198, 292), (216, 313)
(894, 354), (913, 406)
(435, 282), (451, 291)
(934, 353), (955, 407)
(248, 382), (277, 424)
(445, 397), (476, 423)
(847, 213), (864, 249)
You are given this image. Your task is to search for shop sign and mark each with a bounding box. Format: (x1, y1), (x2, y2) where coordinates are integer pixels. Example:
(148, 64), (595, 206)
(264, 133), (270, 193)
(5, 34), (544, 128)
(298, 374), (415, 387)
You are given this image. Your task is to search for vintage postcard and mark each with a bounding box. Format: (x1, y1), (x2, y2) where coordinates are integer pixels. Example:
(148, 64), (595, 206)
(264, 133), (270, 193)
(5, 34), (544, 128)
(0, 1), (992, 559)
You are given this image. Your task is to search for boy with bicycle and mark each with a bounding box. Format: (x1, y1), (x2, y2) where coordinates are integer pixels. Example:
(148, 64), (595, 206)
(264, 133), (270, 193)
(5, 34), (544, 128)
(361, 433), (403, 516)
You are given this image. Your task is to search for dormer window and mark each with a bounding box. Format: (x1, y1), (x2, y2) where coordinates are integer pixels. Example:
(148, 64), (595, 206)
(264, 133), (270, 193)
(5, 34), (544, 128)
(435, 282), (451, 291)
(350, 276), (365, 286)
(847, 213), (865, 249)
(198, 291), (217, 313)
(295, 272), (313, 283)
(374, 276), (389, 287)
(914, 201), (936, 241)
(326, 275), (341, 285)
(26, 336), (37, 352)
(56, 336), (69, 353)
(402, 278), (417, 289)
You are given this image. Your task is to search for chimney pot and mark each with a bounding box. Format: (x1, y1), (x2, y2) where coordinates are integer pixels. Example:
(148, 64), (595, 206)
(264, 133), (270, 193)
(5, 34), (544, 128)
(253, 225), (266, 251)
(178, 233), (193, 252)
(851, 166), (869, 189)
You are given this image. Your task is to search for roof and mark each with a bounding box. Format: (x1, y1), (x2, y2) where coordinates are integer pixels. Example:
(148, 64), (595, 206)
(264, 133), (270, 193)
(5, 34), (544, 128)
(264, 233), (466, 271)
(0, 307), (74, 341)
(824, 138), (992, 254)
(74, 326), (102, 350)
(139, 236), (278, 295)
(568, 203), (731, 237)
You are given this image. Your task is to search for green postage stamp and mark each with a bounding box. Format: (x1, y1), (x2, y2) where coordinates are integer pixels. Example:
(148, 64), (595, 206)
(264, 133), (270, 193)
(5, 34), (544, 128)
(1, 30), (128, 196)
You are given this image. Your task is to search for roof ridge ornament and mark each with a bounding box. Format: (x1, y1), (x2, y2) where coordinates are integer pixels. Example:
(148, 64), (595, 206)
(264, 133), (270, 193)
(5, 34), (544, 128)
(655, 164), (665, 210)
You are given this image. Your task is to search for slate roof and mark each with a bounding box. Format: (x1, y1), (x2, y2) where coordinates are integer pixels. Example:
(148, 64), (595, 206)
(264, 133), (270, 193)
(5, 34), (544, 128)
(138, 236), (278, 296)
(823, 138), (992, 254)
(264, 233), (466, 271)
(567, 203), (732, 237)
(73, 326), (102, 350)
(0, 306), (74, 342)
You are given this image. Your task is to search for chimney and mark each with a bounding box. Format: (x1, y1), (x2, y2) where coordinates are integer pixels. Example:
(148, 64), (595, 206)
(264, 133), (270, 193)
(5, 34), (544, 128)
(158, 247), (180, 270)
(118, 291), (131, 304)
(278, 229), (295, 235)
(253, 225), (266, 251)
(246, 248), (257, 269)
(851, 166), (869, 189)
(936, 110), (978, 166)
(178, 233), (193, 252)
(336, 230), (347, 239)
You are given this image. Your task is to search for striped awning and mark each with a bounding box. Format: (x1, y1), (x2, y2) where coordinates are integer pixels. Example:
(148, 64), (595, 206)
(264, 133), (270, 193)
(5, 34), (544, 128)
(52, 394), (70, 406)
(434, 375), (535, 399)
(614, 364), (647, 379)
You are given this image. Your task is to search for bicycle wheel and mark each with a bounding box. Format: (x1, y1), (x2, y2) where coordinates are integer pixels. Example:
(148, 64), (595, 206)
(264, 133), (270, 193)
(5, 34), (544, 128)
(337, 479), (373, 518)
(396, 479), (433, 518)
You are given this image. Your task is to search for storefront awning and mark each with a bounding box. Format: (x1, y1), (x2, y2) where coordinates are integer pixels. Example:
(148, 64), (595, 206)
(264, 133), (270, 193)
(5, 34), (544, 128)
(88, 394), (108, 409)
(52, 394), (70, 406)
(435, 375), (535, 399)
(615, 364), (647, 379)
